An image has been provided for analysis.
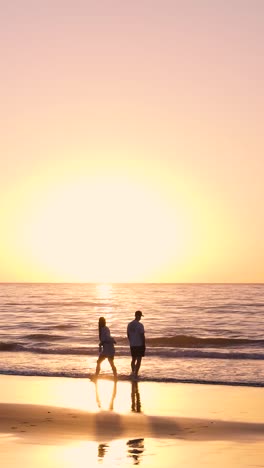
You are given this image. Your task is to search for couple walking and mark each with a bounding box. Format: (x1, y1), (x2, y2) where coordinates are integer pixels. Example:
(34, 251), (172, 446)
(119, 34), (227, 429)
(95, 310), (145, 380)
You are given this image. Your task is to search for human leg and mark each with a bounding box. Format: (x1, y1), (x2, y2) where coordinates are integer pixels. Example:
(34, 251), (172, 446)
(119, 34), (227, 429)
(95, 355), (105, 376)
(131, 357), (136, 374)
(108, 357), (117, 377)
(134, 356), (142, 376)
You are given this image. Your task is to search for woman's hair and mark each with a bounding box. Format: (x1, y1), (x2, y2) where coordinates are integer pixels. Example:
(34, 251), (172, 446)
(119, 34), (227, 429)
(98, 316), (106, 340)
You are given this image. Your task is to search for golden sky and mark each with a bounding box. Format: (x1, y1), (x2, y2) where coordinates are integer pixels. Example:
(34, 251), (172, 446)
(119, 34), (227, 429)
(0, 1), (263, 282)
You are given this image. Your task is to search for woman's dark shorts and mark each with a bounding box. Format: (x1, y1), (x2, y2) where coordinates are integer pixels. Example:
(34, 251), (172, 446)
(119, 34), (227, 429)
(130, 346), (145, 358)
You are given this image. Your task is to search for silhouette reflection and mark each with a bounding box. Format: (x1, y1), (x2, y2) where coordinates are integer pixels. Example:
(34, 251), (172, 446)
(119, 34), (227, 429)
(97, 443), (109, 461)
(95, 381), (117, 462)
(127, 438), (145, 465)
(131, 381), (141, 413)
(95, 379), (117, 411)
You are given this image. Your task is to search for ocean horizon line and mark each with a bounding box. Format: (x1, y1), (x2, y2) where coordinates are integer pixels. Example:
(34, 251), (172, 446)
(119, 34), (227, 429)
(0, 281), (263, 285)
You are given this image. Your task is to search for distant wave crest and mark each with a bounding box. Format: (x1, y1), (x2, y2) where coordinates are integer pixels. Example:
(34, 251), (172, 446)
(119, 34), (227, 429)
(146, 335), (264, 348)
(22, 333), (66, 341)
(0, 342), (20, 351)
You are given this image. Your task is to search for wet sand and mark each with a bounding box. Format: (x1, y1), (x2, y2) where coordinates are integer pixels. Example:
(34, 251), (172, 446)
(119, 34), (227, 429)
(0, 375), (263, 467)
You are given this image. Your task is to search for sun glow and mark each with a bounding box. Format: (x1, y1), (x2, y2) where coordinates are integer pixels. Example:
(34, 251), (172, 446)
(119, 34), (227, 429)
(11, 175), (189, 282)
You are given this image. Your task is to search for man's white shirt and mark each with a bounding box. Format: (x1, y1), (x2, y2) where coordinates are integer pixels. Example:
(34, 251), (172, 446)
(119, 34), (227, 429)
(127, 320), (145, 346)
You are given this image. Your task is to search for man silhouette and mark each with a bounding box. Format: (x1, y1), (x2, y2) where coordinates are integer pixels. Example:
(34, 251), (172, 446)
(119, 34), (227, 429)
(127, 310), (145, 380)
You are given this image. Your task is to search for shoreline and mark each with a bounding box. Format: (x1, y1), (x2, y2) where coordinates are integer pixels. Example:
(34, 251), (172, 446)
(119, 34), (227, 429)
(0, 371), (263, 388)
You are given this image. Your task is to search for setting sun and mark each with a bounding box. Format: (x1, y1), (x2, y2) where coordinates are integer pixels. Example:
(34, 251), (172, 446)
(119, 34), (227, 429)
(9, 174), (189, 282)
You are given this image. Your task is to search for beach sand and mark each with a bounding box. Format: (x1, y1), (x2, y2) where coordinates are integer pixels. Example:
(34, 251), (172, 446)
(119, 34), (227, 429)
(0, 375), (263, 467)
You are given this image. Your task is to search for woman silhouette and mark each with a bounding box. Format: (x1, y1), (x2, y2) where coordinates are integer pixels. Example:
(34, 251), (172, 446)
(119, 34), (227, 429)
(95, 317), (117, 379)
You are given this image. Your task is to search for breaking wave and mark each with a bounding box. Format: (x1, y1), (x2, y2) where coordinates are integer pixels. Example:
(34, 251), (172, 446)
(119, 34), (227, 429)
(0, 340), (263, 360)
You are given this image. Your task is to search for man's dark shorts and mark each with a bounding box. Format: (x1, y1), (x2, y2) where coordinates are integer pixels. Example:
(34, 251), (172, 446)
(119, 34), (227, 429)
(130, 346), (145, 358)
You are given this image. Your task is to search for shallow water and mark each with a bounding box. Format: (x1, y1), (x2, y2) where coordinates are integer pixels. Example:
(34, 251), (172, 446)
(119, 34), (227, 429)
(0, 283), (263, 386)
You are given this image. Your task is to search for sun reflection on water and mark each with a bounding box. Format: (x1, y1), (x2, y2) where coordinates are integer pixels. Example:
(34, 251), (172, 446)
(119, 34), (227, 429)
(95, 283), (113, 300)
(95, 283), (114, 321)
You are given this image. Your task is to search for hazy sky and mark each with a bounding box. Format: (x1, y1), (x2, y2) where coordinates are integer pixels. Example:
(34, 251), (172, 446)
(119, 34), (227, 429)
(1, 1), (263, 282)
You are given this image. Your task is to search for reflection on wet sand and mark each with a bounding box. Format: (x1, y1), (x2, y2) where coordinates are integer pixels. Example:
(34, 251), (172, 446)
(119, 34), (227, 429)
(127, 438), (145, 465)
(94, 380), (117, 462)
(97, 442), (109, 461)
(94, 380), (117, 411)
(129, 382), (144, 464)
(131, 381), (142, 413)
(94, 380), (145, 464)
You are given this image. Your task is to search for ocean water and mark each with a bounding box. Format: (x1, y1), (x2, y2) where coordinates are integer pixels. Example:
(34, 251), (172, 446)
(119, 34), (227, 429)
(0, 283), (263, 387)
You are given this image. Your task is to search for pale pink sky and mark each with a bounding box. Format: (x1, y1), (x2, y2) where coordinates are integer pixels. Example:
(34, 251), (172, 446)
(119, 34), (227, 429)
(0, 1), (263, 282)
